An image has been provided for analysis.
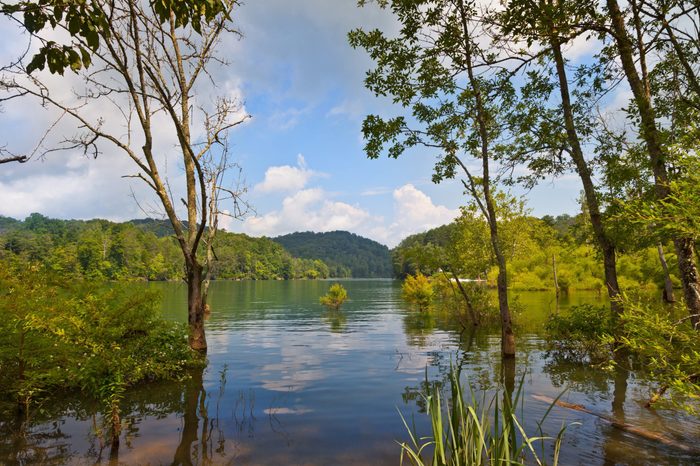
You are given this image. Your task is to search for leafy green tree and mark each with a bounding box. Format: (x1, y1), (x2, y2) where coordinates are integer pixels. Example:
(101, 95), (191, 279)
(498, 0), (624, 315)
(350, 0), (517, 356)
(320, 283), (348, 311)
(599, 0), (700, 328)
(2, 1), (247, 351)
(0, 0), (229, 75)
(402, 273), (434, 312)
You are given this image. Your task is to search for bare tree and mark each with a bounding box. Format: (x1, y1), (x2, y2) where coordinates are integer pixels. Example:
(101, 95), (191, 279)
(201, 141), (253, 313)
(1, 0), (247, 352)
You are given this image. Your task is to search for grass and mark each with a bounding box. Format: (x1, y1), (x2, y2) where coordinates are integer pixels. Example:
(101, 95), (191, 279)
(398, 365), (570, 466)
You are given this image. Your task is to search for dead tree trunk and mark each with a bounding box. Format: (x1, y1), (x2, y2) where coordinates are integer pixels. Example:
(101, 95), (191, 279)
(552, 254), (560, 301)
(450, 270), (479, 326)
(187, 259), (207, 351)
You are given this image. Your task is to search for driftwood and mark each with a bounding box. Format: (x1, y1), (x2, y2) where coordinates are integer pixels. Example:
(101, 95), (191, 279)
(532, 394), (699, 454)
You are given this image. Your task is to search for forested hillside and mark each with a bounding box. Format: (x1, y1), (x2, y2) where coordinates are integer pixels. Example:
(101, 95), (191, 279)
(0, 214), (330, 281)
(392, 213), (678, 293)
(273, 231), (393, 277)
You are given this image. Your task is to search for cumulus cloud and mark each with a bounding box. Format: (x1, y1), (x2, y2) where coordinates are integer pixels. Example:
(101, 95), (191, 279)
(243, 187), (374, 236)
(254, 154), (317, 193)
(242, 159), (458, 246)
(368, 184), (460, 246)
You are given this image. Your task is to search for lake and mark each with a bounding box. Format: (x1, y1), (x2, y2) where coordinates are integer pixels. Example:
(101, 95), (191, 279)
(2, 279), (699, 465)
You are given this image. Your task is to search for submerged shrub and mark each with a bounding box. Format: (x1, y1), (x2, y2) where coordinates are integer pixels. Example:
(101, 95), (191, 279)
(402, 273), (434, 311)
(320, 283), (348, 310)
(0, 260), (200, 413)
(608, 299), (700, 414)
(545, 304), (614, 362)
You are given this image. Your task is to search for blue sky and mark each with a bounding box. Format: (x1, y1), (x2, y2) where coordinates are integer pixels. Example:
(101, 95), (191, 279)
(0, 0), (596, 247)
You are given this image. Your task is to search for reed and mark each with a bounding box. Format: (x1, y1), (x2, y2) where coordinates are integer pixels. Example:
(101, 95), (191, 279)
(398, 365), (569, 466)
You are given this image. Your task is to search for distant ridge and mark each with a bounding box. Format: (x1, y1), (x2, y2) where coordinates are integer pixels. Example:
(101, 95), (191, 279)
(273, 230), (393, 278)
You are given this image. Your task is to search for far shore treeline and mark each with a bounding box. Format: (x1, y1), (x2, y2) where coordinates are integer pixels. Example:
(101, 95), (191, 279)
(1, 210), (679, 294)
(0, 214), (392, 281)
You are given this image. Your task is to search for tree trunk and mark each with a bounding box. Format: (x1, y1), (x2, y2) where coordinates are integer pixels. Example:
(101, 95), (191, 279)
(187, 259), (207, 352)
(457, 0), (514, 357)
(552, 254), (560, 300)
(606, 0), (700, 328)
(450, 270), (479, 326)
(657, 243), (676, 303)
(495, 249), (516, 358)
(550, 38), (622, 316)
(675, 237), (700, 329)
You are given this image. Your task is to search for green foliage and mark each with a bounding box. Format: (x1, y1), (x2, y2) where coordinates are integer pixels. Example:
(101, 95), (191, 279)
(0, 214), (331, 281)
(2, 0), (231, 75)
(545, 305), (615, 362)
(608, 299), (700, 414)
(393, 209), (677, 294)
(402, 273), (434, 311)
(0, 260), (199, 412)
(274, 230), (392, 278)
(319, 283), (348, 311)
(398, 365), (567, 466)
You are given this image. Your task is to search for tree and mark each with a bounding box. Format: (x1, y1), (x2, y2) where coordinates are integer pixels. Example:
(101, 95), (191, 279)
(402, 273), (434, 312)
(0, 0), (229, 75)
(499, 0), (623, 315)
(350, 0), (516, 356)
(320, 283), (348, 311)
(601, 0), (700, 328)
(1, 0), (247, 351)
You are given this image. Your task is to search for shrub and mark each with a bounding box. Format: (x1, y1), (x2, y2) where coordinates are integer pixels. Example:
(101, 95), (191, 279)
(402, 273), (434, 311)
(609, 299), (700, 413)
(0, 261), (199, 414)
(545, 304), (614, 362)
(320, 283), (348, 310)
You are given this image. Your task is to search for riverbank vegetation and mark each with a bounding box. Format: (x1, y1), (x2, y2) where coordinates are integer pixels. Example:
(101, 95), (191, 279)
(0, 214), (332, 281)
(0, 261), (201, 446)
(399, 365), (567, 466)
(394, 211), (679, 295)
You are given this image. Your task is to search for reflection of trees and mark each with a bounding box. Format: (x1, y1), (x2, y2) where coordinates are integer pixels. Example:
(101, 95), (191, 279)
(173, 365), (232, 466)
(0, 364), (236, 465)
(402, 311), (437, 347)
(0, 406), (75, 464)
(322, 310), (347, 333)
(543, 354), (612, 397)
(602, 352), (629, 466)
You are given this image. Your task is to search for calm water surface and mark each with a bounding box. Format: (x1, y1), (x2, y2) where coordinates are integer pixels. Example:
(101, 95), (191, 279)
(2, 279), (699, 465)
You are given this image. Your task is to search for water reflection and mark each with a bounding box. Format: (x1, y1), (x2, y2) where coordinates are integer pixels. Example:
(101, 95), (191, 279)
(322, 309), (347, 333)
(2, 282), (699, 465)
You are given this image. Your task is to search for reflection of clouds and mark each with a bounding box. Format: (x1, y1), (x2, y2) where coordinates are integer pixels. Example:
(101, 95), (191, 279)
(263, 407), (313, 415)
(393, 350), (431, 375)
(259, 345), (325, 392)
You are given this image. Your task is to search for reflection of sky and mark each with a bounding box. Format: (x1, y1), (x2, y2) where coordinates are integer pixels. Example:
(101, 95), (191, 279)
(5, 281), (700, 466)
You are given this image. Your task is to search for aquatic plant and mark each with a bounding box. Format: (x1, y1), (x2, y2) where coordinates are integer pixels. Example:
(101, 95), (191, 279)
(398, 365), (568, 466)
(320, 283), (348, 310)
(402, 273), (434, 311)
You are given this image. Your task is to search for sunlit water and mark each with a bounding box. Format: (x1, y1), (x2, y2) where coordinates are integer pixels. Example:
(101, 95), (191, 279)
(2, 279), (699, 465)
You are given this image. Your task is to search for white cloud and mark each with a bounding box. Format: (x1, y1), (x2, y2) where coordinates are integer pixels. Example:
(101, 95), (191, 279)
(243, 187), (374, 236)
(360, 187), (392, 196)
(369, 184), (459, 246)
(242, 163), (458, 246)
(253, 154), (316, 193)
